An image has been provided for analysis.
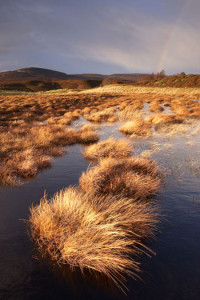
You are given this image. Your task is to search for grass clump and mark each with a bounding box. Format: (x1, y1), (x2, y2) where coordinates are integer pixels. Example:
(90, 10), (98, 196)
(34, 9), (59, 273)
(29, 187), (158, 286)
(83, 137), (133, 161)
(149, 102), (164, 113)
(171, 105), (190, 117)
(145, 114), (183, 126)
(78, 124), (99, 144)
(120, 118), (152, 137)
(119, 106), (143, 121)
(80, 157), (160, 199)
(86, 107), (117, 123)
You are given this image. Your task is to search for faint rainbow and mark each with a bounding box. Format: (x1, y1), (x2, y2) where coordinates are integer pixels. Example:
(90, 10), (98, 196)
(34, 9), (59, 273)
(156, 0), (190, 73)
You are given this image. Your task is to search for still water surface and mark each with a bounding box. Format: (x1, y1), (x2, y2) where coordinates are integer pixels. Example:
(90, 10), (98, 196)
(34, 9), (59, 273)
(1, 121), (200, 300)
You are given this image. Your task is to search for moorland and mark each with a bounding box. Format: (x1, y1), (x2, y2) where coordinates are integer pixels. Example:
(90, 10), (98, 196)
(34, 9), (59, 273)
(1, 69), (200, 293)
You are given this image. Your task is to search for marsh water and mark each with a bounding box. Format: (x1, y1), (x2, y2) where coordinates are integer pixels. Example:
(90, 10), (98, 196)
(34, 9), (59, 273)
(1, 116), (200, 299)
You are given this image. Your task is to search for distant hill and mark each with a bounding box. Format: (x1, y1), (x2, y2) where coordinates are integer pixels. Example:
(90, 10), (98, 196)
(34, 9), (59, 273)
(0, 79), (102, 92)
(1, 67), (199, 90)
(0, 67), (148, 91)
(0, 67), (70, 80)
(0, 67), (147, 81)
(73, 73), (148, 81)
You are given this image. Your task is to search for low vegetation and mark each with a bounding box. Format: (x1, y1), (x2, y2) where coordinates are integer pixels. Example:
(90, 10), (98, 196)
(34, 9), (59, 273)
(1, 85), (200, 186)
(83, 137), (133, 161)
(85, 107), (118, 123)
(0, 123), (99, 185)
(145, 114), (183, 126)
(149, 101), (164, 113)
(120, 118), (152, 137)
(80, 157), (161, 199)
(29, 187), (159, 287)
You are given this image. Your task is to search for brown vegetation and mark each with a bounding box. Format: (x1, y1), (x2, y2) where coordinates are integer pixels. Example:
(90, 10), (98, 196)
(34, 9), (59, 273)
(1, 85), (199, 186)
(85, 107), (117, 123)
(171, 104), (190, 116)
(120, 118), (152, 137)
(80, 157), (160, 199)
(149, 102), (164, 113)
(0, 123), (99, 185)
(119, 105), (143, 121)
(145, 114), (183, 126)
(29, 187), (158, 286)
(83, 137), (133, 161)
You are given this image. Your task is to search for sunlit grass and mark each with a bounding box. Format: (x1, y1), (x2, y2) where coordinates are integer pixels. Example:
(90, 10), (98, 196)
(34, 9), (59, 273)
(120, 118), (152, 137)
(83, 137), (133, 161)
(1, 84), (200, 186)
(80, 157), (161, 199)
(0, 123), (99, 185)
(29, 186), (159, 288)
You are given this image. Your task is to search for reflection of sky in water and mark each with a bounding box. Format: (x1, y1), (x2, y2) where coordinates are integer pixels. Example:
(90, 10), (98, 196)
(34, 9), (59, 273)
(1, 114), (200, 299)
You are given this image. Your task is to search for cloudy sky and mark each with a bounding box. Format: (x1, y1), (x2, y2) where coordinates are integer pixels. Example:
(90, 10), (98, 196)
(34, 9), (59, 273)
(0, 0), (199, 74)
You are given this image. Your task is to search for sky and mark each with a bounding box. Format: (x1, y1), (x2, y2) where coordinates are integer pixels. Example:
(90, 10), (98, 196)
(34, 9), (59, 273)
(0, 0), (199, 75)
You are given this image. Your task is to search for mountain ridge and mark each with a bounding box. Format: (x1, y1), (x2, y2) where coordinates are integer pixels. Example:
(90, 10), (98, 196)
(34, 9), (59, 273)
(0, 67), (147, 81)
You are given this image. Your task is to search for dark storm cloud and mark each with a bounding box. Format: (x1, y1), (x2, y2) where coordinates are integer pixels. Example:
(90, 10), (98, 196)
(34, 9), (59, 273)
(0, 0), (199, 74)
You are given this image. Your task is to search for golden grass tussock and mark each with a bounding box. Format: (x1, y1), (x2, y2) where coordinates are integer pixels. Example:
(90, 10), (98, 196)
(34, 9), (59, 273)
(149, 102), (164, 113)
(145, 114), (183, 126)
(78, 124), (99, 144)
(120, 118), (152, 137)
(132, 100), (144, 110)
(83, 137), (133, 161)
(78, 130), (99, 144)
(80, 123), (95, 132)
(80, 157), (160, 199)
(171, 105), (190, 117)
(86, 107), (117, 123)
(119, 105), (144, 121)
(29, 187), (159, 286)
